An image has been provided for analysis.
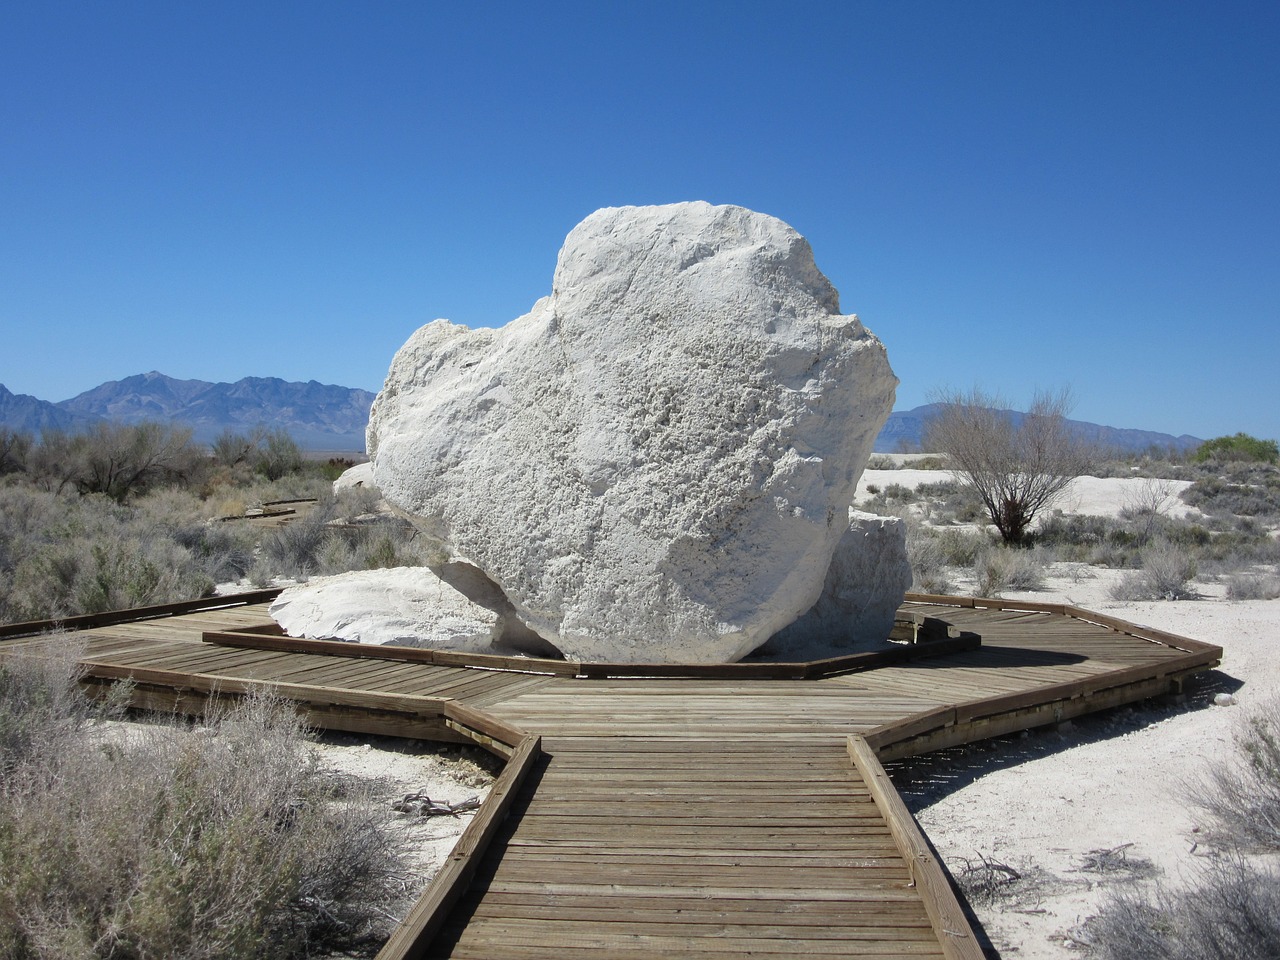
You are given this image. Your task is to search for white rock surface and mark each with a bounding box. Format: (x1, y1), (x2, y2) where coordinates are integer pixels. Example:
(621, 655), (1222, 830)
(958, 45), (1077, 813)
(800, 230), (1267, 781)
(369, 202), (897, 662)
(762, 511), (911, 659)
(333, 461), (375, 491)
(269, 567), (504, 651)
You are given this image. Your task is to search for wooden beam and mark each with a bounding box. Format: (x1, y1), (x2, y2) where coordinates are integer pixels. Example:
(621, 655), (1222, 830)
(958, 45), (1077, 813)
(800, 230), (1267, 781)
(848, 736), (984, 960)
(377, 734), (542, 960)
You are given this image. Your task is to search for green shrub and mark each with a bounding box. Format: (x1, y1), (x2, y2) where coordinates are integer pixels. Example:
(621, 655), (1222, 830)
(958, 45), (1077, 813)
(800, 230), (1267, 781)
(1193, 433), (1279, 465)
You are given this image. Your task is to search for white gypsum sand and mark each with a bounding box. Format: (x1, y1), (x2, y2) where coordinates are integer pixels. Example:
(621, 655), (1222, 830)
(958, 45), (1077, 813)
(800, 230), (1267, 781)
(855, 461), (1280, 957)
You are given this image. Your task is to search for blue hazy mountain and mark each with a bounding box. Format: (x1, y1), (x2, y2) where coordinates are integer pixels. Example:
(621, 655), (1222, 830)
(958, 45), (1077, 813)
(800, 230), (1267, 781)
(874, 403), (1203, 454)
(3, 372), (374, 451)
(3, 374), (1201, 456)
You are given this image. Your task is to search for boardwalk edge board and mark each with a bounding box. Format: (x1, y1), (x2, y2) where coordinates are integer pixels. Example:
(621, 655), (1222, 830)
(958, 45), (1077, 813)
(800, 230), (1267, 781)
(847, 737), (984, 960)
(377, 734), (542, 960)
(0, 588), (285, 640)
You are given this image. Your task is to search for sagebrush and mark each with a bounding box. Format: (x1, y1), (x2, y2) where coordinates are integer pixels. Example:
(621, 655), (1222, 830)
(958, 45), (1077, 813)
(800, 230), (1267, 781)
(0, 650), (405, 959)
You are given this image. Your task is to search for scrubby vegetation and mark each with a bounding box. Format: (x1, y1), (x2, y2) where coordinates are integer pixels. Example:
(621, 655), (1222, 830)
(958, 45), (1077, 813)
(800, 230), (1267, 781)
(922, 387), (1093, 545)
(0, 423), (431, 624)
(861, 445), (1280, 599)
(1086, 699), (1280, 959)
(1193, 432), (1280, 465)
(0, 646), (405, 959)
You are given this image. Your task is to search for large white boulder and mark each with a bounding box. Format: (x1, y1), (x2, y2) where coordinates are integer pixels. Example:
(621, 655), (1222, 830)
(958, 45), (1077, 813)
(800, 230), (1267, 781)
(760, 511), (912, 660)
(369, 202), (897, 662)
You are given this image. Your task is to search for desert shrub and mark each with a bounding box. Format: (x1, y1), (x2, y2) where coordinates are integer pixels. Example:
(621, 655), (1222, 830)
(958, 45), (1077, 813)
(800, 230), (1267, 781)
(0, 642), (96, 774)
(0, 486), (235, 622)
(912, 455), (950, 470)
(1088, 698), (1280, 959)
(972, 546), (1047, 597)
(1182, 474), (1280, 521)
(256, 428), (305, 481)
(903, 520), (951, 594)
(923, 386), (1093, 545)
(0, 429), (32, 475)
(27, 422), (207, 503)
(1225, 572), (1280, 601)
(0, 662), (404, 959)
(934, 527), (988, 566)
(1191, 697), (1280, 849)
(256, 501), (338, 581)
(915, 480), (987, 524)
(1110, 540), (1198, 601)
(1035, 513), (1142, 565)
(1119, 477), (1181, 541)
(333, 484), (384, 523)
(1089, 857), (1280, 960)
(1193, 432), (1279, 465)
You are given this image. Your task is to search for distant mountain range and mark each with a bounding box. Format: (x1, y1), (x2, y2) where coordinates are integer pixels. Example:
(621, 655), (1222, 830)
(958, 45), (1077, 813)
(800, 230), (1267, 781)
(874, 402), (1203, 454)
(1, 373), (1203, 455)
(0, 373), (375, 451)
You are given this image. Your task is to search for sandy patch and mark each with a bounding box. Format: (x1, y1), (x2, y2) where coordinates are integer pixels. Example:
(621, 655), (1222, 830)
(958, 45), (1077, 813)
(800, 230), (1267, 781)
(857, 470), (1199, 521)
(312, 731), (497, 902)
(893, 564), (1278, 957)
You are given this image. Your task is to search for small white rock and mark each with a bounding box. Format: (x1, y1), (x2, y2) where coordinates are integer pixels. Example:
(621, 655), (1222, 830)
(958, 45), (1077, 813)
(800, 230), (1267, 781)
(1213, 693), (1237, 707)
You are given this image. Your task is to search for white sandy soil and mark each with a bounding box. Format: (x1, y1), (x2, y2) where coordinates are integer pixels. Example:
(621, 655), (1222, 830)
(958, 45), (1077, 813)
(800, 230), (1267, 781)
(856, 466), (1280, 957)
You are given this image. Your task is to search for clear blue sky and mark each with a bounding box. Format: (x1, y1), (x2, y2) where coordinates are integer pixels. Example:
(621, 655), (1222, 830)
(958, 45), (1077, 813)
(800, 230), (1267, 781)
(3, 2), (1277, 441)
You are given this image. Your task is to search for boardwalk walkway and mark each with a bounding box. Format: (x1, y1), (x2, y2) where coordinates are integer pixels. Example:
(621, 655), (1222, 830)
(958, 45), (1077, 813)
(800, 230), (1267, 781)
(1, 593), (1222, 959)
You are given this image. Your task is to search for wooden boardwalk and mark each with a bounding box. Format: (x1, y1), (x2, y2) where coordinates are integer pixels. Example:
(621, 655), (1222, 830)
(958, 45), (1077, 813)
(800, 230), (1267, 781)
(1, 592), (1222, 959)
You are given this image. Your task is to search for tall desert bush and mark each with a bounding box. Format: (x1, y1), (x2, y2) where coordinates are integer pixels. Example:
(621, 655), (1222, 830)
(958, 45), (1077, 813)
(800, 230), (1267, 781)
(0, 659), (405, 959)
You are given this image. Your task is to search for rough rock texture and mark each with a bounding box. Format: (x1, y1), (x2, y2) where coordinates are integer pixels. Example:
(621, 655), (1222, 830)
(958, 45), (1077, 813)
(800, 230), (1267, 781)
(369, 202), (897, 662)
(760, 511), (911, 659)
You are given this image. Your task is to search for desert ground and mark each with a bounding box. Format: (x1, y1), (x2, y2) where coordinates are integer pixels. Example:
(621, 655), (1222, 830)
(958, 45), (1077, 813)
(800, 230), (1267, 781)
(854, 461), (1280, 957)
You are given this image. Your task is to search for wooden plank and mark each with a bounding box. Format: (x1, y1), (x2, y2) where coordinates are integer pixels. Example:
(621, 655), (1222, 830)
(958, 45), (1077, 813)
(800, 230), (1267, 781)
(848, 737), (984, 960)
(0, 589), (283, 640)
(378, 734), (541, 960)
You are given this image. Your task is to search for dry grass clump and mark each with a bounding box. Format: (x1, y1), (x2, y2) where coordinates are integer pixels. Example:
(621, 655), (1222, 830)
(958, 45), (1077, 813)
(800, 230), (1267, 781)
(1087, 698), (1280, 959)
(1109, 540), (1199, 601)
(0, 649), (405, 959)
(972, 546), (1047, 598)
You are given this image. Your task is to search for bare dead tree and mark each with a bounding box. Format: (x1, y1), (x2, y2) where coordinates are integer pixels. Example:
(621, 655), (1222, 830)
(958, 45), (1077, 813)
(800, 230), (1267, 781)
(923, 387), (1092, 545)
